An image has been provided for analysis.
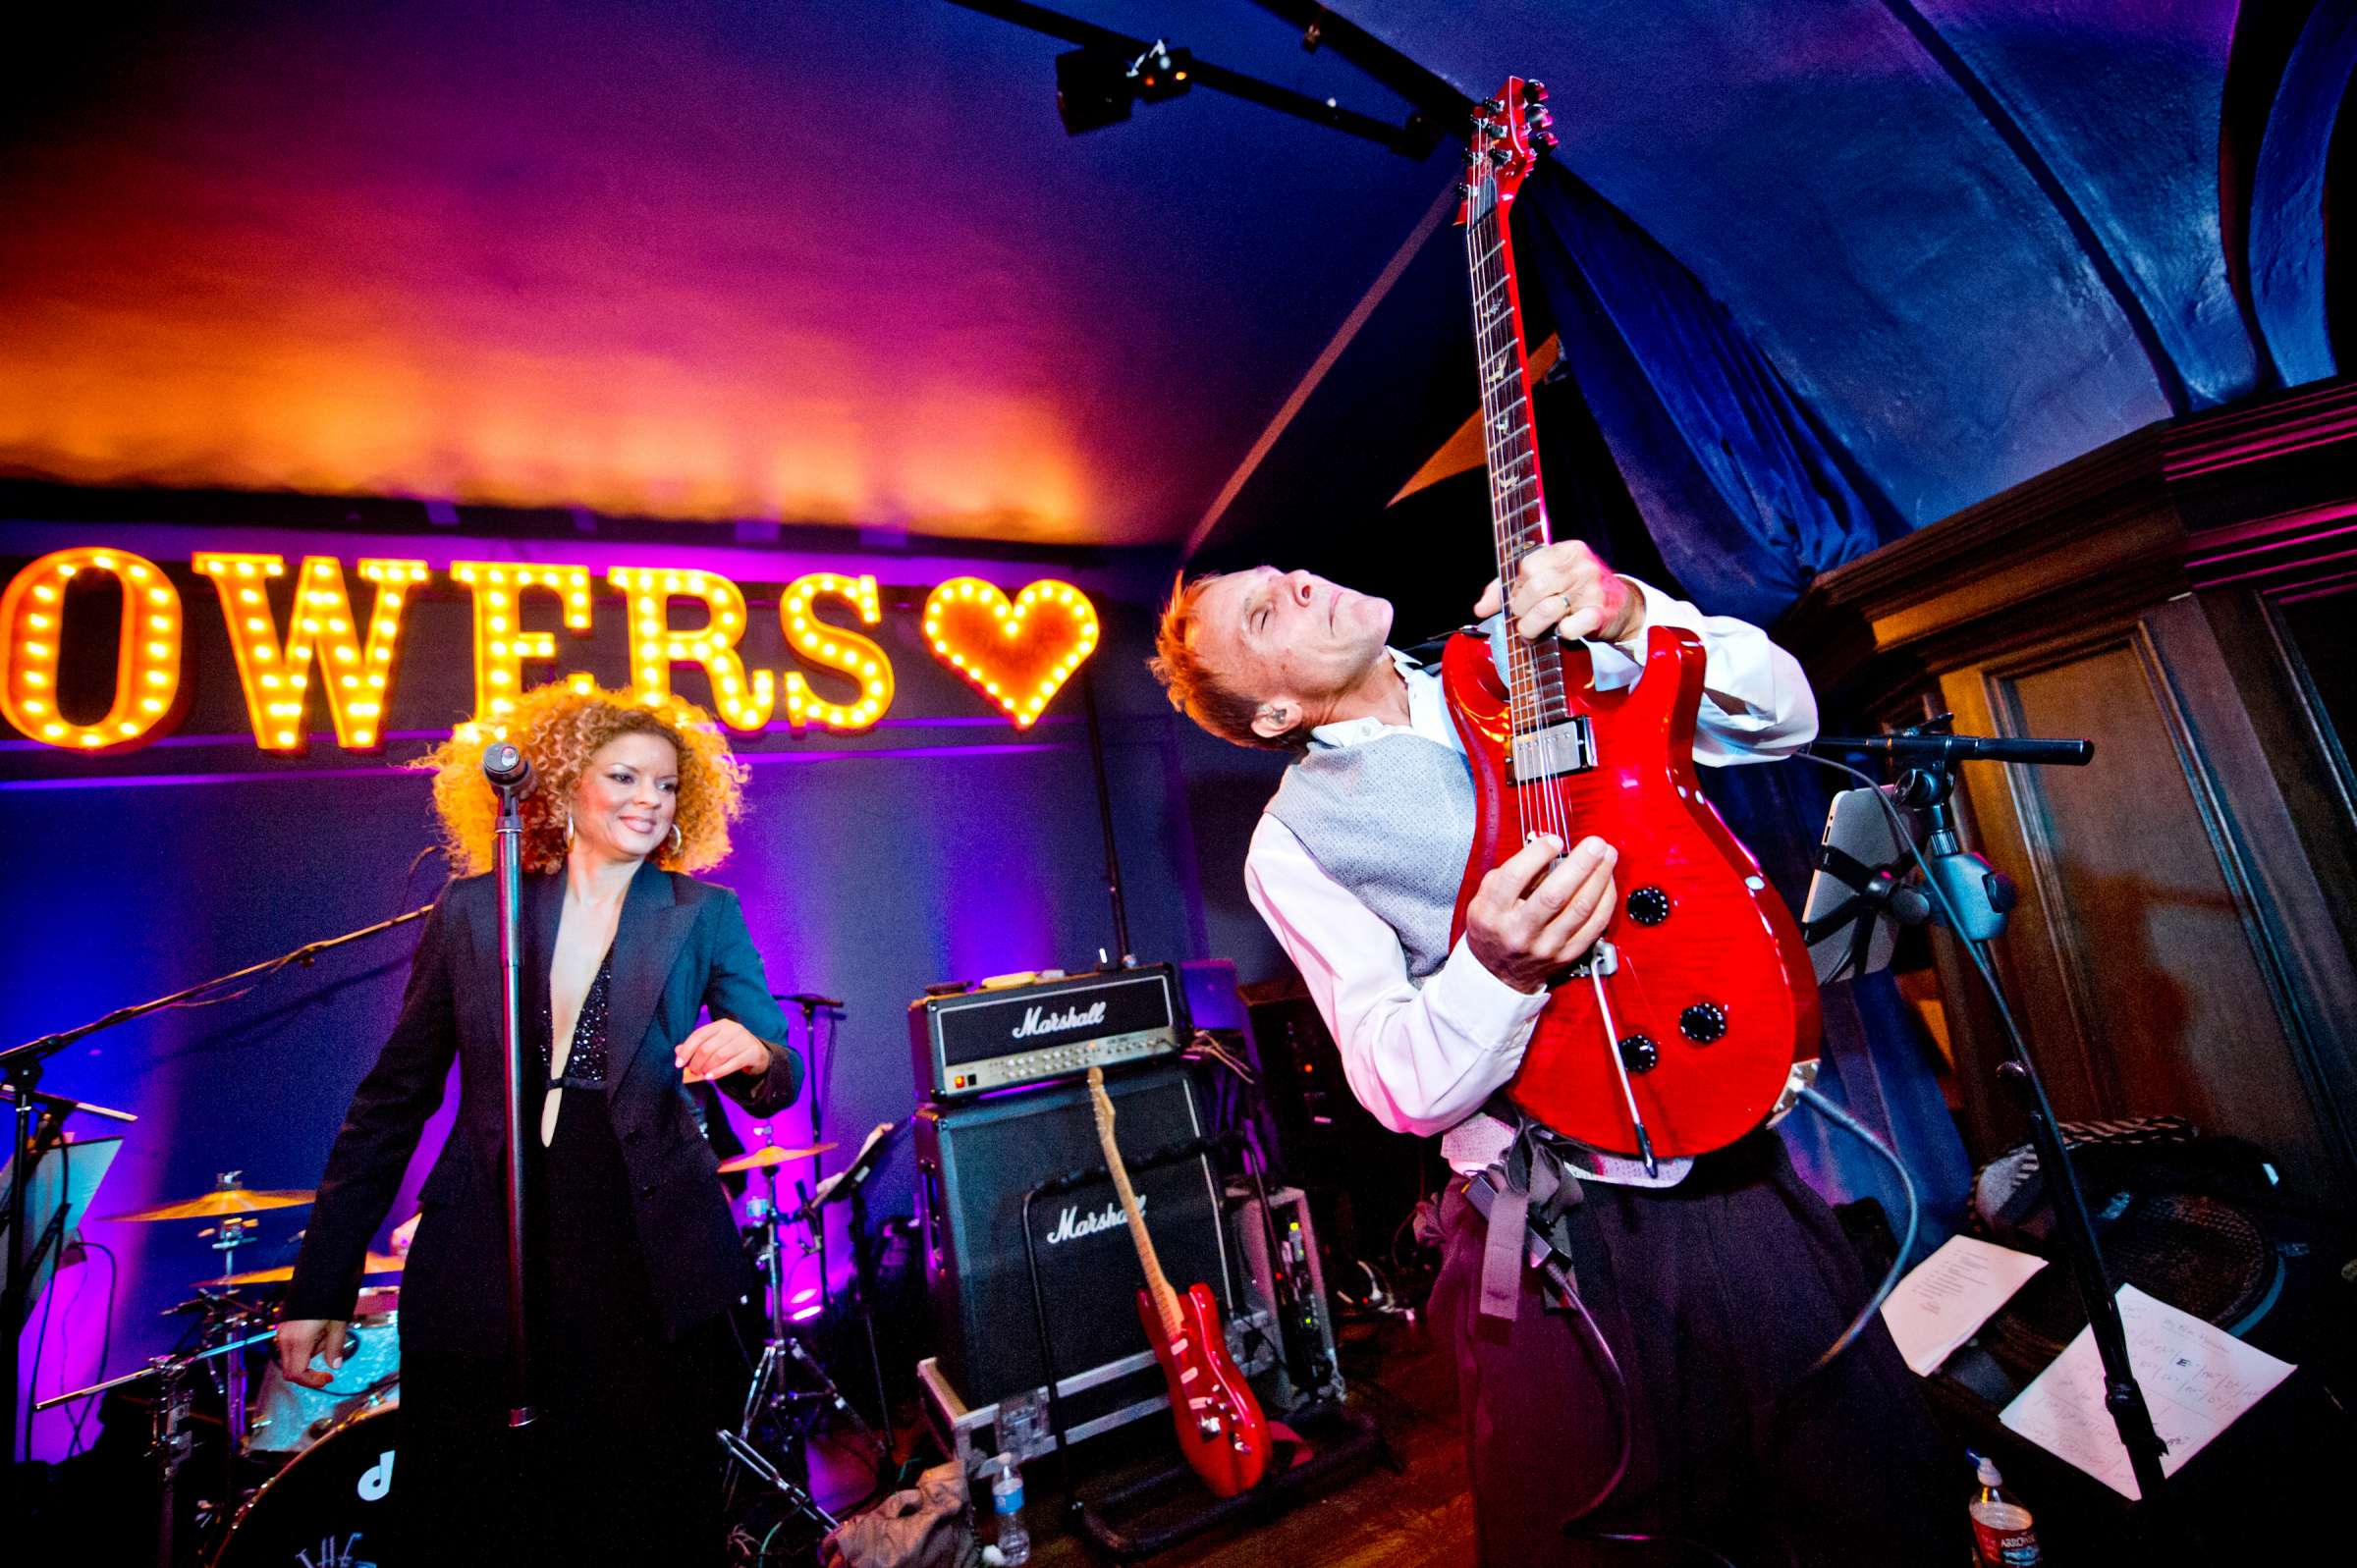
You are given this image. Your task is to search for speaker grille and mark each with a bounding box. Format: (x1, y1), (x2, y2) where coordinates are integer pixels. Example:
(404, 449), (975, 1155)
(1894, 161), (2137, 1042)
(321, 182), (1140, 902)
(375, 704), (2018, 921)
(917, 1063), (1236, 1409)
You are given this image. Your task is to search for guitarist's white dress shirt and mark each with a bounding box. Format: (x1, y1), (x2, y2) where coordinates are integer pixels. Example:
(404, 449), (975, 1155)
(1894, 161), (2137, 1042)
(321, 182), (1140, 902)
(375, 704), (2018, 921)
(1242, 577), (1817, 1179)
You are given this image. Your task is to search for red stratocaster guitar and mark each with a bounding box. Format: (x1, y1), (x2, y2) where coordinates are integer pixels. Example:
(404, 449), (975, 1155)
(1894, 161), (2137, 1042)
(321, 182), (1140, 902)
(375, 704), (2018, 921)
(1085, 1066), (1269, 1497)
(1444, 79), (1820, 1167)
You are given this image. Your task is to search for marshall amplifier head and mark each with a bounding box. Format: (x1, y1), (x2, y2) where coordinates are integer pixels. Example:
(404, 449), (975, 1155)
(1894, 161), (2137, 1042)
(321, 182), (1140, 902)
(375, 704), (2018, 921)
(910, 965), (1186, 1100)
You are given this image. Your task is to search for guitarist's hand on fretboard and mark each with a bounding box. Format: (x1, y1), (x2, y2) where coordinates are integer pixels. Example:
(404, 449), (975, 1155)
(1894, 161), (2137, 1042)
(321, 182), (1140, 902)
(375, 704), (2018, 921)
(1473, 539), (1643, 646)
(1464, 833), (1618, 995)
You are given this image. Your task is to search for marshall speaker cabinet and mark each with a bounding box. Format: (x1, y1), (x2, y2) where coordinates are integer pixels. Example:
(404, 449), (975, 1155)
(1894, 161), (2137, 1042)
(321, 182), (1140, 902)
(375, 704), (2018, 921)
(914, 1058), (1259, 1453)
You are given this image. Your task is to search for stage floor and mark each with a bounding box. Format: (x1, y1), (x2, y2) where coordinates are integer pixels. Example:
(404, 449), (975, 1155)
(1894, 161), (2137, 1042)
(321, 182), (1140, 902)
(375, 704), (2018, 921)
(819, 1308), (1477, 1568)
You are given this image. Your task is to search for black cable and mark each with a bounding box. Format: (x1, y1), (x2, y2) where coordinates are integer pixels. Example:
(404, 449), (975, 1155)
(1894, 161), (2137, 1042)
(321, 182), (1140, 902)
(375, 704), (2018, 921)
(1794, 1085), (1920, 1375)
(22, 1134), (69, 1455)
(64, 1241), (118, 1456)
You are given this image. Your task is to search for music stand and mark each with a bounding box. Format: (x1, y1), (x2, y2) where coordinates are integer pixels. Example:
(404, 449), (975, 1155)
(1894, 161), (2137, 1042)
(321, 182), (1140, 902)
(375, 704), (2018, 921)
(1, 1132), (124, 1310)
(1799, 784), (1928, 984)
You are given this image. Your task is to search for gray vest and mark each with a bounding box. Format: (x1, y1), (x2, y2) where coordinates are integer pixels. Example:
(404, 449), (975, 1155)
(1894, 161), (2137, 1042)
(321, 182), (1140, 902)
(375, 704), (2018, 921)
(1264, 725), (1691, 1188)
(1263, 731), (1473, 983)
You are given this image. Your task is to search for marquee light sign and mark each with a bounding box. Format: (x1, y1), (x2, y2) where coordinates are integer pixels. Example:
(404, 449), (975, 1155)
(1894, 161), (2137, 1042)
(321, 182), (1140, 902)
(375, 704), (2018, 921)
(0, 547), (1102, 755)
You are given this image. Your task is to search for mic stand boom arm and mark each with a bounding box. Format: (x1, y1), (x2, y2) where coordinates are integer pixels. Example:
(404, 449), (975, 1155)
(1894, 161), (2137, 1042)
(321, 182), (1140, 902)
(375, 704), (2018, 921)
(1820, 720), (2171, 1509)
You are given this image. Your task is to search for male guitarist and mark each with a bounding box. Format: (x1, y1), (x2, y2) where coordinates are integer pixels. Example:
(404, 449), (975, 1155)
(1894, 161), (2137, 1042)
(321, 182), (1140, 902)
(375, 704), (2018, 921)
(1151, 543), (1962, 1565)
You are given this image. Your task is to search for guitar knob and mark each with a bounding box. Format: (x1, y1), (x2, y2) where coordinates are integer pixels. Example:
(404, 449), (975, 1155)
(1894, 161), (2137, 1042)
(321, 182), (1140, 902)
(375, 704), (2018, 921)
(1679, 1002), (1727, 1045)
(1617, 1034), (1659, 1074)
(1625, 886), (1672, 925)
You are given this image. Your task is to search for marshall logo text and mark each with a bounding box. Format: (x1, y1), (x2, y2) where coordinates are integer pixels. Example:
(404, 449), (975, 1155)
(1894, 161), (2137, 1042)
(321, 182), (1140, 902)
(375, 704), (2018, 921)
(1045, 1196), (1141, 1245)
(1012, 1000), (1109, 1041)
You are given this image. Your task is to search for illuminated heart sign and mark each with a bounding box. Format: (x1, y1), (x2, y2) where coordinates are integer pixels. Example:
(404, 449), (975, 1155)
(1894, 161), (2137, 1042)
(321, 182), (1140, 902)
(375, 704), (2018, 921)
(921, 578), (1100, 729)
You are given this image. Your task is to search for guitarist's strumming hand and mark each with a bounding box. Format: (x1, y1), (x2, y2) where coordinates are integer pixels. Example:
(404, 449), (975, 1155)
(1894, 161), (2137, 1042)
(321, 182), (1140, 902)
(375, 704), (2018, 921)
(1474, 539), (1643, 646)
(1466, 834), (1618, 995)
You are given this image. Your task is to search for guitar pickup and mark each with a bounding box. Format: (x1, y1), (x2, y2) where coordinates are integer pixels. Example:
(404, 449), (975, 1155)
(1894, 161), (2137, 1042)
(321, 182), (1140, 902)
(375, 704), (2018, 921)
(1509, 717), (1597, 783)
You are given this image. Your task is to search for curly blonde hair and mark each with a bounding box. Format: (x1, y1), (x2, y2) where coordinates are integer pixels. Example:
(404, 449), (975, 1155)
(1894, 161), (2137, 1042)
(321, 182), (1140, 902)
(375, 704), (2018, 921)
(415, 683), (747, 876)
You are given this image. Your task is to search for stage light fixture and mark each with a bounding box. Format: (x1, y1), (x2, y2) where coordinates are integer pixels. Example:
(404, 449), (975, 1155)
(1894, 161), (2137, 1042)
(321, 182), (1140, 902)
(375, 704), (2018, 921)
(1055, 48), (1132, 134)
(1055, 38), (1191, 135)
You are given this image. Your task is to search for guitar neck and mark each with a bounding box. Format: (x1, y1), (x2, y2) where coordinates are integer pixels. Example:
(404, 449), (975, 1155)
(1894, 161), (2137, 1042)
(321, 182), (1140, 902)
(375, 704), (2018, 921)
(1464, 174), (1573, 733)
(1088, 1069), (1184, 1339)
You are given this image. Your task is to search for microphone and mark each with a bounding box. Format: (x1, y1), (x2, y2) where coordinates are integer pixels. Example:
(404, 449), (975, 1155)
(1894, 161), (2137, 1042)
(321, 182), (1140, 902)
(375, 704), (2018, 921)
(481, 741), (535, 793)
(1814, 733), (2093, 766)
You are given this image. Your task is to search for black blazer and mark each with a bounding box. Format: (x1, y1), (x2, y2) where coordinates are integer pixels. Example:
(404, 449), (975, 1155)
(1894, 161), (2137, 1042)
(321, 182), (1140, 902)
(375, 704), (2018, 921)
(288, 861), (801, 1349)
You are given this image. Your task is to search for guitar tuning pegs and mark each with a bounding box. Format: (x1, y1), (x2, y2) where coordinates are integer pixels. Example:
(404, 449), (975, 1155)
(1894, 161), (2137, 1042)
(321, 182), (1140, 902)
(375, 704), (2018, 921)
(1536, 131), (1560, 151)
(1530, 108), (1555, 131)
(1523, 80), (1549, 103)
(1480, 97), (1503, 114)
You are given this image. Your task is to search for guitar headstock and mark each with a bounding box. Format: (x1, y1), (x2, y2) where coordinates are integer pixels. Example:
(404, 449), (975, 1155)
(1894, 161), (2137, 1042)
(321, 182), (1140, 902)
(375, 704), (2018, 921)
(1458, 78), (1556, 217)
(1087, 1064), (1114, 1141)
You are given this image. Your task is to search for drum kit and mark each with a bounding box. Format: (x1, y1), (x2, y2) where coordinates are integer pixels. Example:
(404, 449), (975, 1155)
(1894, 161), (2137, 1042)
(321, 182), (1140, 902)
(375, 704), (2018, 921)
(42, 1137), (865, 1567)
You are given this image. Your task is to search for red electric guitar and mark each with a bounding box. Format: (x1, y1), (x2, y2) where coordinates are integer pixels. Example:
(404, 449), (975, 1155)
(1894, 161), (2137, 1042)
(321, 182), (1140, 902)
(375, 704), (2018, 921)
(1085, 1066), (1269, 1497)
(1444, 79), (1820, 1166)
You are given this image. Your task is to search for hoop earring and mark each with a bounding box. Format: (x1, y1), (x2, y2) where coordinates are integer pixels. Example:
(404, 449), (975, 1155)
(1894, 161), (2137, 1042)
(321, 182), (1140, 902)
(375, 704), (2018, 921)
(564, 810), (576, 846)
(668, 822), (684, 856)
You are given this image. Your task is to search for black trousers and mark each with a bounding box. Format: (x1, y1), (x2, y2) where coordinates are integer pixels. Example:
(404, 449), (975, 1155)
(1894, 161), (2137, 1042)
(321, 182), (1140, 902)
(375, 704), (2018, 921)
(1428, 1134), (1967, 1567)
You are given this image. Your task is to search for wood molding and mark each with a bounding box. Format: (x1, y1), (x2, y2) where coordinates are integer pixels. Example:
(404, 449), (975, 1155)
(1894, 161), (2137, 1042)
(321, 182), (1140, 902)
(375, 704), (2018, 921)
(1781, 376), (2357, 707)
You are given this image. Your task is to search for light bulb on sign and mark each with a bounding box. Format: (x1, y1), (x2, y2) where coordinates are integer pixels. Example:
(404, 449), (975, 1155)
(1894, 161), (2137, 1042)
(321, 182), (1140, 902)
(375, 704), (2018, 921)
(777, 572), (892, 732)
(609, 567), (776, 731)
(457, 561), (595, 719)
(0, 547), (184, 751)
(194, 554), (427, 752)
(921, 577), (1100, 729)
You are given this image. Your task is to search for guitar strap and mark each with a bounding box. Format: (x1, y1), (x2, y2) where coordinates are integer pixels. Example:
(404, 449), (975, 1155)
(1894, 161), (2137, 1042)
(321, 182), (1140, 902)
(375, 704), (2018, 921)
(1474, 1092), (1586, 1323)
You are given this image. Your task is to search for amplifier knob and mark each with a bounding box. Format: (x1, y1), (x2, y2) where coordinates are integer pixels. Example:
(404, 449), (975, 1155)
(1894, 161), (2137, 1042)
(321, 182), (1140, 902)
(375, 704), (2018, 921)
(1679, 1002), (1727, 1044)
(1625, 886), (1672, 926)
(1617, 1034), (1659, 1073)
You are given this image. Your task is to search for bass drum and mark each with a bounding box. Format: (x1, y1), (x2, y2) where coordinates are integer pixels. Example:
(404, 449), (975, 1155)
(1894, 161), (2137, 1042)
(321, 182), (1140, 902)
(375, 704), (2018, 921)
(213, 1397), (400, 1568)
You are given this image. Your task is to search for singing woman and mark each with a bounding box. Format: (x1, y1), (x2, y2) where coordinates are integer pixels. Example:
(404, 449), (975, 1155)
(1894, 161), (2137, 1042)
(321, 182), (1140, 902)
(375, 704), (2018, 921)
(277, 683), (800, 1564)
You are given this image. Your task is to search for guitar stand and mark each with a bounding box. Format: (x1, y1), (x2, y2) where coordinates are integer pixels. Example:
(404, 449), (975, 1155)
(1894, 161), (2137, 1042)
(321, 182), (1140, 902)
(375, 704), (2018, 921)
(1016, 1134), (1385, 1560)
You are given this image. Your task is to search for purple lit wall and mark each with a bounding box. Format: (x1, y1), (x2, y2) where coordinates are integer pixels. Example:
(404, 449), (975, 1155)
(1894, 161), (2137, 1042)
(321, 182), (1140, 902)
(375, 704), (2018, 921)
(0, 512), (1288, 1461)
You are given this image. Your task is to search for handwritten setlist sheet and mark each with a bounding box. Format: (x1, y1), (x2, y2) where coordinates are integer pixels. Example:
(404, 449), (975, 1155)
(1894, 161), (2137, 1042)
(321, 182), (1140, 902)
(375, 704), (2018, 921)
(2000, 1284), (2296, 1499)
(1881, 1234), (2049, 1377)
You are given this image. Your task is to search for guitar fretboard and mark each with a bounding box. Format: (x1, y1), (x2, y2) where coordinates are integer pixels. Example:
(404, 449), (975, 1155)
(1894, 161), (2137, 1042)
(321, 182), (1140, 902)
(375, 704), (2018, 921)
(1464, 176), (1571, 738)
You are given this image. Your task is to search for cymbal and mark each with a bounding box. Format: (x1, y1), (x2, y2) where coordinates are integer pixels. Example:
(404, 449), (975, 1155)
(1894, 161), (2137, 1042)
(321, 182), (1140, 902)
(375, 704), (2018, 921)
(717, 1142), (835, 1174)
(197, 1251), (406, 1288)
(109, 1187), (316, 1222)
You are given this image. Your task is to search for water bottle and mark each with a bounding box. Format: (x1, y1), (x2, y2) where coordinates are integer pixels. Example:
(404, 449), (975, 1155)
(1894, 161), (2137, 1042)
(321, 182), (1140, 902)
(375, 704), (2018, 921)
(1967, 1452), (2041, 1566)
(991, 1451), (1032, 1566)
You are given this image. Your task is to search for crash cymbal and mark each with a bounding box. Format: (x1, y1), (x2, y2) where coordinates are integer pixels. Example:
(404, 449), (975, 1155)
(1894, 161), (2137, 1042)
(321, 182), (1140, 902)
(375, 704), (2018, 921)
(196, 1251), (405, 1288)
(108, 1187), (316, 1222)
(716, 1142), (835, 1174)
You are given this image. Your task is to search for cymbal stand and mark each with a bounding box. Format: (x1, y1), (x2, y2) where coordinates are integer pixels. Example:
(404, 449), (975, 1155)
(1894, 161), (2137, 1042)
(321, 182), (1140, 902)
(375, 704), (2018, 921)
(152, 1357), (194, 1568)
(39, 1327), (274, 1568)
(734, 1154), (879, 1473)
(717, 1427), (838, 1534)
(192, 1173), (262, 1455)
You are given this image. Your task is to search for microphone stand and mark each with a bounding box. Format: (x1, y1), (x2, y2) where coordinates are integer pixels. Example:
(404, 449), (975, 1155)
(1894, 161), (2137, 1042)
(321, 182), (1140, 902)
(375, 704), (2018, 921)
(485, 746), (537, 1437)
(5, 914), (410, 1491)
(1820, 720), (2172, 1511)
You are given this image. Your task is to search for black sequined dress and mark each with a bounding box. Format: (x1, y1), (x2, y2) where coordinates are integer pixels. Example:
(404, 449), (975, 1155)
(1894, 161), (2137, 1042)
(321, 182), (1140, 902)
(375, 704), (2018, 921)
(522, 952), (731, 1562)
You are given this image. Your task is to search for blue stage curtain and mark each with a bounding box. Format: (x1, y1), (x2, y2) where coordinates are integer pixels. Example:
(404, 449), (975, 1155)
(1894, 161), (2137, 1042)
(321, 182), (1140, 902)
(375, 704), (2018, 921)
(1517, 168), (1909, 628)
